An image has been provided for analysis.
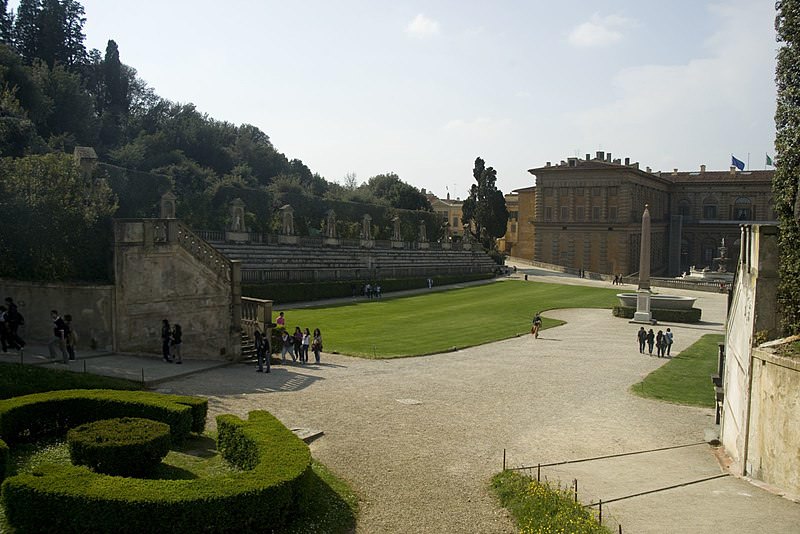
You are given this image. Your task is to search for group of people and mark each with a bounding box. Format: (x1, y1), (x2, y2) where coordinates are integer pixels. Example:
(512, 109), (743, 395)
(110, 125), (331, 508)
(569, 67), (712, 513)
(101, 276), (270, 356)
(160, 319), (183, 364)
(611, 274), (625, 285)
(271, 311), (324, 368)
(0, 296), (26, 353)
(636, 326), (674, 357)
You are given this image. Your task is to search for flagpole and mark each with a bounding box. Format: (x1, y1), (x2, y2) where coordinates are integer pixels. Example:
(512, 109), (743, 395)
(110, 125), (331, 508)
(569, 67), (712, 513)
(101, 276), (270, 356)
(747, 153), (750, 171)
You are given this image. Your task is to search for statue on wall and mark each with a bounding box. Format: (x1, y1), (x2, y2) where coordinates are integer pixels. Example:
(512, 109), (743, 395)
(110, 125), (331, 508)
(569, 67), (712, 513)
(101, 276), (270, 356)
(392, 216), (402, 241)
(325, 209), (337, 238)
(279, 204), (295, 235)
(160, 191), (176, 219)
(230, 198), (246, 232)
(361, 214), (372, 239)
(418, 220), (427, 242)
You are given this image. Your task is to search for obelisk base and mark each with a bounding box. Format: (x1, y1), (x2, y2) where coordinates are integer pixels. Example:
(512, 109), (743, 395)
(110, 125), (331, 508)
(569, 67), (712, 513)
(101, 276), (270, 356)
(632, 290), (653, 323)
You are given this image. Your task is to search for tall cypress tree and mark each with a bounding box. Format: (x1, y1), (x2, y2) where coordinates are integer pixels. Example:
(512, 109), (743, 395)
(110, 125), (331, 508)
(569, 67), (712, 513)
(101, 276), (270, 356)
(0, 0), (13, 44)
(774, 0), (800, 333)
(12, 0), (85, 68)
(12, 0), (41, 63)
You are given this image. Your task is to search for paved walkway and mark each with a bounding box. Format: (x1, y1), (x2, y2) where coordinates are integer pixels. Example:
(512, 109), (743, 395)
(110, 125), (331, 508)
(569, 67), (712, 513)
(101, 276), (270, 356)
(4, 267), (798, 532)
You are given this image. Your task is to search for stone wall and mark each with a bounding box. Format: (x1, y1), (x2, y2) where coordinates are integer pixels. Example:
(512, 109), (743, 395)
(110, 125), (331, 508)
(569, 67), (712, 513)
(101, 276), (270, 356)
(114, 220), (241, 360)
(0, 280), (114, 350)
(721, 225), (793, 493)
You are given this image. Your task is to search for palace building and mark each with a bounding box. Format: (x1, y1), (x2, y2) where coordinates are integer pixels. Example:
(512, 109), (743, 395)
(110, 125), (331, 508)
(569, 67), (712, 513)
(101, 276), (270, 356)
(504, 151), (775, 276)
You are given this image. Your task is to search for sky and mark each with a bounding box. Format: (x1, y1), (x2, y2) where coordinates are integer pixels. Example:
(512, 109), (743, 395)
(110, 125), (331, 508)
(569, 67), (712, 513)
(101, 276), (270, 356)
(34, 1), (781, 199)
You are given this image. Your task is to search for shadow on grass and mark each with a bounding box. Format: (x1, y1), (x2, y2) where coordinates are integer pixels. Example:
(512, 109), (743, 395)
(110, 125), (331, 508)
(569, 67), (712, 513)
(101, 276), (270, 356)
(287, 464), (358, 534)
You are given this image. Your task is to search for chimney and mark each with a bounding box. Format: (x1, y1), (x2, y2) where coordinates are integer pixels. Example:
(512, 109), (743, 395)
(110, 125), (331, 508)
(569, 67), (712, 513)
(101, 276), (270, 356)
(657, 171), (662, 177)
(596, 151), (604, 160)
(672, 168), (678, 176)
(624, 157), (630, 166)
(546, 161), (551, 167)
(613, 158), (621, 164)
(421, 188), (426, 195)
(632, 162), (639, 169)
(646, 166), (651, 173)
(730, 166), (737, 174)
(585, 154), (591, 161)
(700, 164), (706, 173)
(568, 157), (577, 167)
(606, 152), (612, 162)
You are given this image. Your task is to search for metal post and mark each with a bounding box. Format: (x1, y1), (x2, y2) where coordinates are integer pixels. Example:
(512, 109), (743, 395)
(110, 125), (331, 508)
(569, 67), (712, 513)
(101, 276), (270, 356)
(574, 479), (578, 503)
(619, 524), (623, 534)
(537, 463), (541, 482)
(503, 449), (506, 471)
(599, 499), (603, 525)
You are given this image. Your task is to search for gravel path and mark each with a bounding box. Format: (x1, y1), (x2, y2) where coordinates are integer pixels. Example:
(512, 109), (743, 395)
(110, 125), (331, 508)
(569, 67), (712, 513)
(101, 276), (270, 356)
(155, 279), (800, 533)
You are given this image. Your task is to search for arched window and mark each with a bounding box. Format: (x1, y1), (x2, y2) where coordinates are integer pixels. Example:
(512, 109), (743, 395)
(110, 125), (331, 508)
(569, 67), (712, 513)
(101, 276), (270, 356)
(702, 197), (717, 220)
(678, 199), (691, 218)
(734, 197), (752, 220)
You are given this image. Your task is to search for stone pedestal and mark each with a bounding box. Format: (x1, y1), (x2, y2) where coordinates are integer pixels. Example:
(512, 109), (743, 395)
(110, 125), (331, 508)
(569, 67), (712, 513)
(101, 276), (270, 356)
(418, 242), (430, 250)
(441, 242), (452, 250)
(360, 239), (375, 249)
(323, 238), (340, 247)
(391, 240), (404, 249)
(226, 231), (249, 243)
(278, 235), (299, 245)
(632, 290), (653, 323)
(462, 243), (472, 251)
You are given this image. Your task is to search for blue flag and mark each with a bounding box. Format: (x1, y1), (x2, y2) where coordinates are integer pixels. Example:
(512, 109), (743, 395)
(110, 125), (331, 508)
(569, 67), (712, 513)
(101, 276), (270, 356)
(731, 154), (745, 171)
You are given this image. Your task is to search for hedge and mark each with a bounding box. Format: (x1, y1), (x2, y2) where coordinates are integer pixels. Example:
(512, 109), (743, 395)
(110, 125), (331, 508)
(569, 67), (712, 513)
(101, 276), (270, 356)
(0, 390), (206, 445)
(612, 306), (702, 323)
(0, 438), (7, 483)
(68, 418), (172, 477)
(1, 410), (311, 533)
(245, 272), (495, 304)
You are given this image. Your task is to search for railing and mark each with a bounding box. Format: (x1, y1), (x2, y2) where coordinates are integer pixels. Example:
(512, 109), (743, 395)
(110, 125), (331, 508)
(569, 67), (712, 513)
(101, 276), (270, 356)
(175, 222), (232, 282)
(196, 229), (225, 242)
(241, 296), (272, 341)
(240, 263), (495, 283)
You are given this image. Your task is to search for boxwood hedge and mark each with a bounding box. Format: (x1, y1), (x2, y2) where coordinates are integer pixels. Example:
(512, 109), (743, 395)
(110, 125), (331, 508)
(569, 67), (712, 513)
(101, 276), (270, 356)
(612, 306), (702, 323)
(0, 390), (206, 445)
(68, 417), (172, 477)
(1, 409), (311, 533)
(0, 438), (7, 482)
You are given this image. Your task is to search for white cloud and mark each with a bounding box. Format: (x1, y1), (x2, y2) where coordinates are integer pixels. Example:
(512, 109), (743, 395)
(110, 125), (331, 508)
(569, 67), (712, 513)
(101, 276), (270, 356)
(568, 13), (635, 48)
(406, 14), (440, 38)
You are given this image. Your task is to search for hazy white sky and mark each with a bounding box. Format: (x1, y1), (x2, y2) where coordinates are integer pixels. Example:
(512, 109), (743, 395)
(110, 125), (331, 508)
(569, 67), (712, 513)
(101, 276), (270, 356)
(66, 1), (780, 198)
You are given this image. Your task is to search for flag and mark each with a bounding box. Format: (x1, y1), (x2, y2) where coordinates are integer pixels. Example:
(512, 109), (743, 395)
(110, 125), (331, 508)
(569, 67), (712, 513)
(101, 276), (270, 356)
(766, 153), (774, 166)
(731, 154), (745, 171)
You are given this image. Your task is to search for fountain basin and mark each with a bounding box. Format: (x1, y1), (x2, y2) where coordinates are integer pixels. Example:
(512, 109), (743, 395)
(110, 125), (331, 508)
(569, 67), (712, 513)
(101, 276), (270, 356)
(616, 293), (697, 310)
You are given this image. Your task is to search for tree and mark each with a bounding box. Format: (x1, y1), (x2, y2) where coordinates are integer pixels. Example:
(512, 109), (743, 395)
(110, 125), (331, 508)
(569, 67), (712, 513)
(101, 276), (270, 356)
(775, 0), (800, 333)
(12, 0), (85, 68)
(12, 0), (40, 62)
(362, 173), (432, 211)
(461, 157), (509, 249)
(0, 0), (13, 44)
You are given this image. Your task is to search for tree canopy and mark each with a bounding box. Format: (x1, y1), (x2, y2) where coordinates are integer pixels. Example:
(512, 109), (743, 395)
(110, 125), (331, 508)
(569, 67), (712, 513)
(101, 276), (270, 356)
(461, 157), (508, 249)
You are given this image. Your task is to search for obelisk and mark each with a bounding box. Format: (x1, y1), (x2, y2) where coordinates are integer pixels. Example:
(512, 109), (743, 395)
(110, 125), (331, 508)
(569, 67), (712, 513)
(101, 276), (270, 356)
(633, 204), (652, 323)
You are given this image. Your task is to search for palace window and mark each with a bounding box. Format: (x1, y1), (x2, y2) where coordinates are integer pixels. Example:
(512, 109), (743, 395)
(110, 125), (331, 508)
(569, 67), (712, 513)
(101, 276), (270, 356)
(576, 207), (585, 221)
(734, 197), (752, 220)
(678, 200), (691, 218)
(544, 207), (553, 221)
(702, 204), (717, 219)
(452, 216), (459, 228)
(592, 207), (601, 220)
(609, 207), (617, 221)
(560, 206), (569, 220)
(592, 187), (601, 196)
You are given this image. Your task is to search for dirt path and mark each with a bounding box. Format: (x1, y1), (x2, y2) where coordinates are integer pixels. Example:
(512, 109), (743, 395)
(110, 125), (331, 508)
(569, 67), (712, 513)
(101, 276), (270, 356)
(155, 287), (800, 533)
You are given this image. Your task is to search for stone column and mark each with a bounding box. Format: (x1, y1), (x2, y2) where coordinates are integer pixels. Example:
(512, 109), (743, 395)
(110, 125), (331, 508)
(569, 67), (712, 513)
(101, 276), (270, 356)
(634, 205), (652, 323)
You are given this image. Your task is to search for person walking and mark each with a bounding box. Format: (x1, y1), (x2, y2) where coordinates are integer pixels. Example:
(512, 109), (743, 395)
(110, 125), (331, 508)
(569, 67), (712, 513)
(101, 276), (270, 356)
(276, 311), (285, 331)
(170, 324), (183, 364)
(254, 329), (269, 372)
(0, 305), (9, 352)
(656, 330), (665, 357)
(293, 326), (303, 362)
(301, 328), (311, 363)
(531, 312), (543, 339)
(311, 328), (323, 364)
(280, 330), (292, 362)
(4, 297), (25, 352)
(161, 319), (172, 362)
(665, 328), (674, 357)
(64, 314), (77, 361)
(48, 310), (69, 363)
(646, 328), (656, 356)
(637, 327), (647, 354)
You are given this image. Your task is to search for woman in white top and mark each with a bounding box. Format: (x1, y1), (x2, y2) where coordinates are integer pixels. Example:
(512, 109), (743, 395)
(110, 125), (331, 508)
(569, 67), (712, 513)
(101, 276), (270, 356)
(301, 328), (311, 363)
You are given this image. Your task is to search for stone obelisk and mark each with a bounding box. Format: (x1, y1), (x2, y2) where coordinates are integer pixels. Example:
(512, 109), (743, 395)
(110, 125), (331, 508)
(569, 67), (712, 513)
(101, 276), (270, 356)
(633, 204), (653, 323)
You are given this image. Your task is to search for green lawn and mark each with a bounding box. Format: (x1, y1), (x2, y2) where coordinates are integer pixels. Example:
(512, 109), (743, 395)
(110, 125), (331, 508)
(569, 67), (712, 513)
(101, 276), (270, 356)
(631, 334), (724, 408)
(281, 280), (620, 358)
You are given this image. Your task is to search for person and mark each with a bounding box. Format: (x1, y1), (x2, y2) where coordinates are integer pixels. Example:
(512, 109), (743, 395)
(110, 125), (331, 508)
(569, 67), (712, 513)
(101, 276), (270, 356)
(4, 297), (25, 352)
(301, 328), (311, 363)
(531, 312), (543, 339)
(48, 310), (69, 363)
(311, 328), (323, 364)
(646, 328), (655, 355)
(171, 324), (183, 364)
(161, 319), (172, 362)
(656, 330), (665, 357)
(665, 328), (674, 357)
(276, 311), (285, 330)
(0, 305), (9, 352)
(637, 327), (647, 354)
(254, 329), (268, 372)
(293, 326), (303, 361)
(280, 330), (293, 362)
(365, 283), (372, 299)
(375, 284), (382, 298)
(64, 314), (77, 361)
(524, 274), (528, 281)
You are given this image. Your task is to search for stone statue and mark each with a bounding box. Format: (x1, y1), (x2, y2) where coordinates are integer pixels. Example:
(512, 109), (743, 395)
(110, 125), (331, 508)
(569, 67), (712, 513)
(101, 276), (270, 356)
(230, 198), (246, 232)
(418, 220), (427, 242)
(279, 204), (295, 235)
(325, 209), (337, 238)
(160, 191), (176, 219)
(361, 214), (372, 240)
(392, 216), (402, 241)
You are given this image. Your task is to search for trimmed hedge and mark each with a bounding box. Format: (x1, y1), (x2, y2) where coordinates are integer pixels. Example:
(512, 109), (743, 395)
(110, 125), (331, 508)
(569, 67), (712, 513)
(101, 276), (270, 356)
(0, 438), (7, 482)
(612, 306), (702, 323)
(245, 272), (494, 304)
(68, 417), (171, 477)
(0, 390), (206, 445)
(1, 410), (311, 533)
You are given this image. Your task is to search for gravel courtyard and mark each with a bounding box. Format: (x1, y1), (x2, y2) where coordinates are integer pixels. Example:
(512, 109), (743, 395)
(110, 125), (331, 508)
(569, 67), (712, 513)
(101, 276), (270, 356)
(156, 280), (800, 533)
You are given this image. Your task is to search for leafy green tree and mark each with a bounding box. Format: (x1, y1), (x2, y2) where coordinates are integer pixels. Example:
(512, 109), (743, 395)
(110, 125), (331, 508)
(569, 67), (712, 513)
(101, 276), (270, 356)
(362, 173), (432, 211)
(775, 0), (800, 333)
(461, 157), (509, 249)
(13, 0), (85, 69)
(0, 152), (117, 280)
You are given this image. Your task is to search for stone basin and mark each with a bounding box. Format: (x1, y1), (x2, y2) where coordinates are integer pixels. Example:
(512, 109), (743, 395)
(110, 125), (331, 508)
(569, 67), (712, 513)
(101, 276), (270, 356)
(616, 293), (697, 310)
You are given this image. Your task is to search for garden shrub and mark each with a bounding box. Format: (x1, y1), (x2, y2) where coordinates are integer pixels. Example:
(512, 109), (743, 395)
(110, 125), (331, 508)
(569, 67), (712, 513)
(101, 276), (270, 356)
(67, 417), (171, 477)
(612, 306), (702, 323)
(0, 390), (206, 445)
(0, 438), (7, 482)
(1, 409), (311, 533)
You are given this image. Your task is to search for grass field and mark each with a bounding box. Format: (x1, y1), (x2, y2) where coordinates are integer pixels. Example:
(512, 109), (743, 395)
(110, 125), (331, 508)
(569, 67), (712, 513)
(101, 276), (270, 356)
(631, 334), (724, 408)
(282, 280), (620, 358)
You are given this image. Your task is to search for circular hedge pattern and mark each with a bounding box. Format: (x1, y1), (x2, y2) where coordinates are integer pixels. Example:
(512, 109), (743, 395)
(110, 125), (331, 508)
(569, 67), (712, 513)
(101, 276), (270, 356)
(68, 417), (171, 476)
